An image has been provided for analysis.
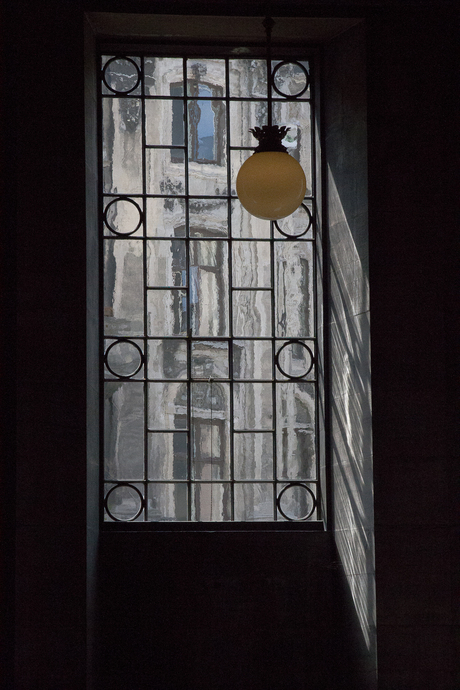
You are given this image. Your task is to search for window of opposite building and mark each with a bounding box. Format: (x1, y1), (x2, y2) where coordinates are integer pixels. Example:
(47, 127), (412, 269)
(100, 49), (322, 526)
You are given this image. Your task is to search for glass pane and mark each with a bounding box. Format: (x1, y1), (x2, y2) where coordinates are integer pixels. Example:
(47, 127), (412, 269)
(275, 242), (313, 337)
(230, 200), (270, 238)
(234, 382), (273, 429)
(104, 239), (144, 337)
(104, 197), (142, 237)
(277, 483), (316, 521)
(233, 340), (272, 380)
(148, 432), (188, 479)
(102, 56), (141, 95)
(144, 57), (184, 96)
(188, 100), (227, 196)
(148, 339), (187, 380)
(274, 201), (313, 239)
(229, 59), (267, 97)
(275, 340), (315, 380)
(230, 149), (252, 196)
(147, 240), (186, 287)
(272, 100), (311, 194)
(193, 483), (231, 521)
(190, 199), (228, 237)
(276, 382), (316, 479)
(148, 483), (188, 521)
(105, 483), (144, 521)
(234, 433), (273, 480)
(145, 99), (184, 146)
(102, 98), (143, 194)
(229, 101), (267, 147)
(146, 148), (185, 195)
(191, 341), (229, 379)
(148, 382), (187, 429)
(186, 59), (225, 95)
(190, 241), (229, 336)
(104, 381), (144, 480)
(146, 197), (186, 237)
(105, 339), (143, 379)
(232, 241), (271, 287)
(147, 289), (187, 337)
(234, 483), (273, 521)
(233, 291), (272, 337)
(272, 60), (310, 98)
(191, 382), (230, 480)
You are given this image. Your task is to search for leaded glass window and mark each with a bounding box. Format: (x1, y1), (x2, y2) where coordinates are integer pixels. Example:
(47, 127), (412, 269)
(100, 51), (321, 524)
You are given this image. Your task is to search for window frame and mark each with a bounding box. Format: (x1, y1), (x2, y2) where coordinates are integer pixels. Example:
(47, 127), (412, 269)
(98, 40), (326, 531)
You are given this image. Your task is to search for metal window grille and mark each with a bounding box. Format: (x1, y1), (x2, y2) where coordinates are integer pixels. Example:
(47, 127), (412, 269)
(100, 50), (321, 525)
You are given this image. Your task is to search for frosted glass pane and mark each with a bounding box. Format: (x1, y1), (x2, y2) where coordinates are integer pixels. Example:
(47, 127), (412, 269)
(148, 483), (188, 521)
(188, 99), (227, 196)
(191, 341), (229, 379)
(105, 483), (144, 522)
(104, 197), (143, 237)
(104, 240), (144, 337)
(190, 241), (229, 336)
(105, 339), (143, 379)
(277, 483), (316, 521)
(230, 149), (252, 196)
(234, 383), (273, 429)
(147, 289), (187, 337)
(230, 200), (270, 239)
(186, 59), (225, 94)
(144, 57), (183, 96)
(229, 59), (267, 97)
(229, 101), (266, 147)
(193, 483), (231, 521)
(272, 100), (311, 194)
(234, 433), (273, 480)
(275, 340), (315, 380)
(148, 339), (187, 380)
(102, 57), (141, 95)
(147, 240), (186, 287)
(234, 483), (273, 521)
(104, 381), (144, 480)
(233, 291), (272, 337)
(190, 198), (228, 237)
(148, 432), (187, 480)
(148, 382), (187, 430)
(276, 382), (316, 479)
(145, 99), (183, 145)
(272, 60), (310, 98)
(232, 241), (271, 287)
(191, 382), (230, 480)
(275, 242), (313, 337)
(233, 340), (272, 380)
(102, 98), (142, 194)
(146, 148), (185, 195)
(146, 197), (186, 237)
(274, 201), (313, 239)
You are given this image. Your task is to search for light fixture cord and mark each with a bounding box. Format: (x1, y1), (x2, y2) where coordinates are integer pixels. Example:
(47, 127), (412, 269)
(263, 16), (274, 128)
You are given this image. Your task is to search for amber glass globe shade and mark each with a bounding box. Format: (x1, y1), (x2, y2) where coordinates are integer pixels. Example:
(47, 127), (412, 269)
(236, 151), (306, 221)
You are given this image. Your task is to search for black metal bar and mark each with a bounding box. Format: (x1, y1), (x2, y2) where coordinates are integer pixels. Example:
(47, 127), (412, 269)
(99, 47), (321, 526)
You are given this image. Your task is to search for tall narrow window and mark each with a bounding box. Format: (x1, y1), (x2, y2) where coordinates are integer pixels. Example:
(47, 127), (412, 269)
(101, 51), (321, 524)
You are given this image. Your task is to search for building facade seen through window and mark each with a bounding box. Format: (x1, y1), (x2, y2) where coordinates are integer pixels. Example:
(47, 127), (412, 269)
(101, 51), (321, 523)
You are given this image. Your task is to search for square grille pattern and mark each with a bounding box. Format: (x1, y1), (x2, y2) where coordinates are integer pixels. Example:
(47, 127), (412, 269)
(100, 53), (320, 523)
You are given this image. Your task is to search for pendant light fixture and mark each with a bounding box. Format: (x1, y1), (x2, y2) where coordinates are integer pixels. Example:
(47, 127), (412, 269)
(236, 17), (307, 221)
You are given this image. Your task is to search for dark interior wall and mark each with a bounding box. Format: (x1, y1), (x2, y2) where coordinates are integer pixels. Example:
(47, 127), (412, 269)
(366, 12), (459, 690)
(3, 2), (89, 689)
(1, 2), (458, 690)
(323, 21), (376, 687)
